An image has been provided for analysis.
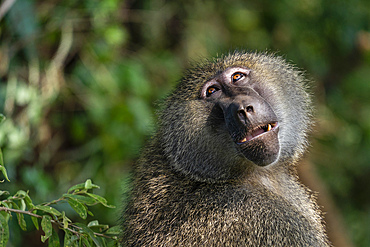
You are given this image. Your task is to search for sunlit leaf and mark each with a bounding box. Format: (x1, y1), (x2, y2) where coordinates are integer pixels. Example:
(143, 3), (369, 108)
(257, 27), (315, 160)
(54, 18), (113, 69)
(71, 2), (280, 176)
(86, 193), (115, 208)
(0, 149), (10, 182)
(87, 220), (109, 232)
(16, 212), (27, 231)
(0, 213), (9, 247)
(63, 194), (96, 205)
(19, 199), (26, 211)
(63, 230), (78, 247)
(87, 220), (99, 227)
(67, 198), (87, 219)
(75, 223), (104, 247)
(67, 182), (86, 193)
(31, 211), (39, 230)
(62, 211), (71, 229)
(67, 180), (99, 193)
(105, 225), (120, 235)
(35, 205), (62, 217)
(84, 179), (93, 190)
(41, 215), (52, 243)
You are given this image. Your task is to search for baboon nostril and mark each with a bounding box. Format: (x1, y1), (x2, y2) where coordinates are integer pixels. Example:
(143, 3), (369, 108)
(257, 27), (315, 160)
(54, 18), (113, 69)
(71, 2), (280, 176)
(246, 105), (254, 113)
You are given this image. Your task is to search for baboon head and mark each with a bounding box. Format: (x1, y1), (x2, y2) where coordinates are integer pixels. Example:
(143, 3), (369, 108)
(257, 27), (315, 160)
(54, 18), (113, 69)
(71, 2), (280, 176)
(159, 51), (312, 182)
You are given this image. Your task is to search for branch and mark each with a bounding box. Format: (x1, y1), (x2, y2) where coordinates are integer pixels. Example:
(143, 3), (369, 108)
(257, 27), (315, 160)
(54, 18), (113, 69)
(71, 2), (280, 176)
(0, 206), (114, 239)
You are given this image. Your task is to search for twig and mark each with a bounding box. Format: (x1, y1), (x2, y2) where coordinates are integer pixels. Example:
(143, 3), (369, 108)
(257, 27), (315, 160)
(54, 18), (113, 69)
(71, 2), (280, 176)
(0, 206), (114, 239)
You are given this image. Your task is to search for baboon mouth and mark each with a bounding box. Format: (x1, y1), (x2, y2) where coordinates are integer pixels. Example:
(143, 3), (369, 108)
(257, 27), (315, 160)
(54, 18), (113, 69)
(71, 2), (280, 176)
(237, 122), (278, 144)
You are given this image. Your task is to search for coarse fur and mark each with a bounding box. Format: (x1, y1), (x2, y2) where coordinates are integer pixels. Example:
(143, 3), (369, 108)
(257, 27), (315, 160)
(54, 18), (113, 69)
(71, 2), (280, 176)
(122, 51), (330, 246)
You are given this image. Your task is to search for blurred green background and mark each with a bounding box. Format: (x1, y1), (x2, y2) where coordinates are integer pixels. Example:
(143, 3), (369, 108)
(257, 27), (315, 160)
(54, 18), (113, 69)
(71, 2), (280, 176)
(1, 0), (370, 246)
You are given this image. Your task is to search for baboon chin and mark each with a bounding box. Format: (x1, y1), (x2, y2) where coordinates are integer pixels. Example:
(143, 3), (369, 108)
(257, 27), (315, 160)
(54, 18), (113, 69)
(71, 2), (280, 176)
(122, 51), (330, 246)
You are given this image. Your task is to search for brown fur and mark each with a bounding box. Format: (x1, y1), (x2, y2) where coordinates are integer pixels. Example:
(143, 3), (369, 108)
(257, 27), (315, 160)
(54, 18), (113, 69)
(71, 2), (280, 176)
(122, 51), (330, 246)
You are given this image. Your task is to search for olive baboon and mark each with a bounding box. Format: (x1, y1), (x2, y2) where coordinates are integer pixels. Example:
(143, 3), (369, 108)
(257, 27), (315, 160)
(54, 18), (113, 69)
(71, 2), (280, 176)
(122, 51), (330, 246)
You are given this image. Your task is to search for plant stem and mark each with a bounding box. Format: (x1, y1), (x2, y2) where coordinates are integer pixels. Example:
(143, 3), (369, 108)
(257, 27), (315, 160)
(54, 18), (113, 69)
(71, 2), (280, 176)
(0, 206), (114, 239)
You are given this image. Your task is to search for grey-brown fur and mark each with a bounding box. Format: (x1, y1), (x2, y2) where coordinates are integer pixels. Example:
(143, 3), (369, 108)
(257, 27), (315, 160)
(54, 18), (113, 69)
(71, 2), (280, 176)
(122, 51), (330, 246)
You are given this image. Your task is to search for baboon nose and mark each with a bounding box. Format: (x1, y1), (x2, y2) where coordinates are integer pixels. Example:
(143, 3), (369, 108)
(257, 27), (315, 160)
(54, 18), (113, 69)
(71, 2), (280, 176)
(237, 105), (254, 124)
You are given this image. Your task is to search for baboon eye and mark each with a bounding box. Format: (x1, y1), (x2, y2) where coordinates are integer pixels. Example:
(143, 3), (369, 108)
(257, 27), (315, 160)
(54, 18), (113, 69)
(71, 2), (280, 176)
(231, 72), (245, 83)
(206, 86), (219, 97)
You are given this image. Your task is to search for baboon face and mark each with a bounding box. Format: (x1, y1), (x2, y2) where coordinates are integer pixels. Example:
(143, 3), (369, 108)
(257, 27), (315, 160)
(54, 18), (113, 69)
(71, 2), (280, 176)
(160, 52), (311, 181)
(200, 66), (280, 167)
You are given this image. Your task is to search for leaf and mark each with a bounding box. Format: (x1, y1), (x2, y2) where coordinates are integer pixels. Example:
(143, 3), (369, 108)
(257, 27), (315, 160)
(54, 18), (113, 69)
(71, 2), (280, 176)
(0, 210), (10, 222)
(24, 194), (35, 210)
(15, 190), (34, 210)
(16, 212), (27, 231)
(75, 223), (104, 247)
(48, 228), (60, 247)
(0, 149), (10, 183)
(87, 220), (109, 232)
(67, 183), (86, 193)
(84, 179), (93, 190)
(86, 193), (115, 208)
(67, 198), (87, 219)
(63, 194), (96, 205)
(0, 114), (5, 124)
(0, 213), (9, 247)
(105, 225), (120, 235)
(67, 180), (99, 193)
(85, 179), (100, 190)
(63, 230), (75, 247)
(35, 205), (62, 217)
(87, 220), (99, 227)
(62, 211), (71, 229)
(41, 215), (52, 243)
(19, 199), (26, 211)
(31, 211), (39, 230)
(0, 191), (9, 197)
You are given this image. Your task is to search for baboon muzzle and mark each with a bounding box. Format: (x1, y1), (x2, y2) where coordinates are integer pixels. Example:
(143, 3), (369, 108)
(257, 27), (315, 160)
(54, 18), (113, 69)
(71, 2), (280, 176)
(221, 95), (280, 166)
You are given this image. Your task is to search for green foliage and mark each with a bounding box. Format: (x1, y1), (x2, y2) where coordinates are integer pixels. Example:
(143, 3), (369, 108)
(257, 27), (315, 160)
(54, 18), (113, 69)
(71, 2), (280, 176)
(0, 179), (119, 246)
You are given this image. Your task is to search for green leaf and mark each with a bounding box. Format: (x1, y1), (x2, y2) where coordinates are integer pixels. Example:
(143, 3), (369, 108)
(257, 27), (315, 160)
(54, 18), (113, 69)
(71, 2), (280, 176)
(0, 210), (10, 222)
(0, 191), (9, 197)
(0, 114), (5, 124)
(84, 179), (93, 190)
(87, 220), (109, 232)
(41, 215), (52, 243)
(67, 179), (100, 193)
(86, 193), (115, 208)
(48, 228), (60, 247)
(35, 205), (62, 217)
(63, 230), (77, 247)
(62, 211), (71, 229)
(87, 220), (99, 227)
(0, 149), (10, 182)
(16, 212), (27, 231)
(67, 183), (86, 193)
(24, 194), (35, 210)
(63, 194), (96, 205)
(0, 213), (9, 247)
(75, 223), (104, 247)
(80, 235), (91, 247)
(14, 190), (34, 209)
(31, 211), (39, 230)
(105, 225), (121, 235)
(67, 198), (87, 219)
(19, 199), (26, 211)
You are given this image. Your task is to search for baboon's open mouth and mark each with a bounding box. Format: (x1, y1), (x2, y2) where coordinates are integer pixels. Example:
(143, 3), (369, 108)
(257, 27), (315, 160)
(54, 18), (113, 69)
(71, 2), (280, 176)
(237, 122), (278, 144)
